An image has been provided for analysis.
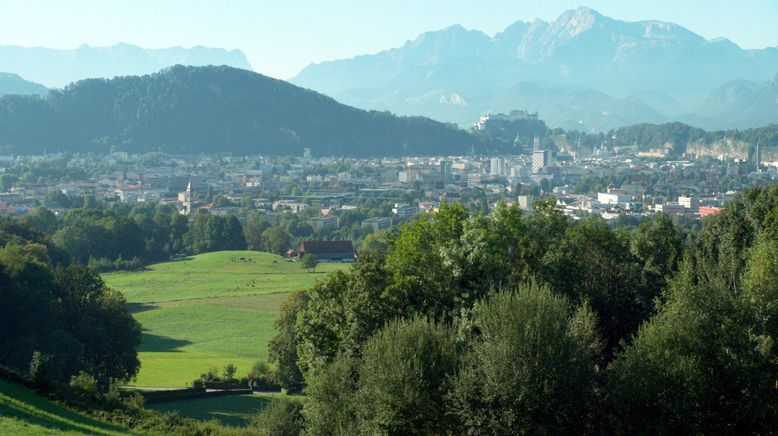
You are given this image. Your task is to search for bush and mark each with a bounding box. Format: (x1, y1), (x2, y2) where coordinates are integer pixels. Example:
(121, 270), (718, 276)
(222, 363), (238, 381)
(247, 360), (279, 390)
(123, 392), (146, 413)
(68, 372), (99, 405)
(251, 398), (304, 436)
(28, 351), (51, 387)
(199, 367), (220, 382)
(248, 360), (273, 380)
(301, 253), (318, 271)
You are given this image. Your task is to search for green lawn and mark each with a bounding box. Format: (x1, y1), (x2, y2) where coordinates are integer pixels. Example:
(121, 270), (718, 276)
(104, 251), (343, 303)
(0, 379), (129, 435)
(131, 293), (287, 386)
(103, 251), (348, 387)
(148, 393), (301, 427)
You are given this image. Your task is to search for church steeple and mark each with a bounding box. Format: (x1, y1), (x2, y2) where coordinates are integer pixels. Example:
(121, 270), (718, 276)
(181, 180), (193, 215)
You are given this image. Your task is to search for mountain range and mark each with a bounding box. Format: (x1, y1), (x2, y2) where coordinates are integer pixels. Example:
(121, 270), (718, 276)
(686, 73), (778, 130)
(0, 43), (253, 88)
(0, 65), (473, 157)
(292, 7), (778, 131)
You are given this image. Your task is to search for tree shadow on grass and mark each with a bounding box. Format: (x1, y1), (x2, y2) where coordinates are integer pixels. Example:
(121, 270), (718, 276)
(0, 381), (126, 434)
(150, 394), (273, 427)
(139, 332), (192, 353)
(126, 302), (159, 315)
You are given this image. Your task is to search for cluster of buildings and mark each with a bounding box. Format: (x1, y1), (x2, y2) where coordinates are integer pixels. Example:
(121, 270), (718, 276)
(475, 109), (539, 131)
(1, 136), (775, 227)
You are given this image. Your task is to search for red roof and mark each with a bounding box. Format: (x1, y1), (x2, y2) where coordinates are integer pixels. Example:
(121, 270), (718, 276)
(699, 206), (722, 218)
(299, 240), (354, 254)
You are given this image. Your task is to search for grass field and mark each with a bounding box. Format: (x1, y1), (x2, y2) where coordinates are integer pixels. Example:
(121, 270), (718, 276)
(147, 392), (302, 427)
(103, 251), (347, 387)
(0, 379), (128, 435)
(103, 251), (344, 303)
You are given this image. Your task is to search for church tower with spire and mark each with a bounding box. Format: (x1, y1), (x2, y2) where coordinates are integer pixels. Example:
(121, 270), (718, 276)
(180, 180), (193, 215)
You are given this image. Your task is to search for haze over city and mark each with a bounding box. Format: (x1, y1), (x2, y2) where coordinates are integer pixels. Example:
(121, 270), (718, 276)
(0, 1), (777, 434)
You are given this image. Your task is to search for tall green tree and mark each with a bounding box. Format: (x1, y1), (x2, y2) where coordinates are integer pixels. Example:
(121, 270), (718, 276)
(268, 290), (309, 390)
(23, 206), (58, 234)
(354, 317), (459, 434)
(630, 213), (684, 297)
(448, 285), (600, 434)
(54, 265), (141, 387)
(261, 226), (292, 255)
(303, 353), (360, 435)
(0, 242), (141, 388)
(608, 240), (778, 434)
(244, 212), (271, 250)
(540, 218), (645, 353)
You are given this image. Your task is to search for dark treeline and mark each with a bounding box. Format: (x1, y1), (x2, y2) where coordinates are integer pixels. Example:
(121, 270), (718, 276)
(17, 195), (399, 271)
(265, 190), (778, 434)
(0, 218), (140, 388)
(23, 204), (243, 268)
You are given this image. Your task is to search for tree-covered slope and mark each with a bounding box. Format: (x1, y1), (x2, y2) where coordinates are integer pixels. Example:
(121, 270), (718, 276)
(0, 65), (475, 156)
(0, 73), (48, 98)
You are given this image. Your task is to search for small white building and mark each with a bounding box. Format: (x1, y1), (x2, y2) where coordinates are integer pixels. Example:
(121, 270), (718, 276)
(678, 195), (699, 212)
(597, 190), (631, 206)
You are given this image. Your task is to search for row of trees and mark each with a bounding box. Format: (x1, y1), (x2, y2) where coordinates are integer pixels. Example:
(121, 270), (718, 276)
(18, 199), (392, 267)
(267, 189), (778, 433)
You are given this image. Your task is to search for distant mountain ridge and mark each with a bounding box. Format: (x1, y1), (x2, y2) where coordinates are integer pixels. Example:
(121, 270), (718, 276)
(0, 73), (48, 97)
(687, 73), (778, 130)
(0, 43), (254, 87)
(292, 7), (778, 131)
(0, 65), (473, 157)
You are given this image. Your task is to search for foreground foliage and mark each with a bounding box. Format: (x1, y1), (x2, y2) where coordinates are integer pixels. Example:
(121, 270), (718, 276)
(267, 187), (778, 433)
(0, 219), (141, 388)
(449, 287), (600, 434)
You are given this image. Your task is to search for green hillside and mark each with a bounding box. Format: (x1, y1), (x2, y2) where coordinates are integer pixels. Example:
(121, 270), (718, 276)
(103, 251), (348, 386)
(104, 250), (344, 303)
(0, 379), (128, 435)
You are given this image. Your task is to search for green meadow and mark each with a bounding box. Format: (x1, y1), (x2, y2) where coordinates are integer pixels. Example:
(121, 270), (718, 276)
(103, 251), (347, 387)
(103, 251), (344, 303)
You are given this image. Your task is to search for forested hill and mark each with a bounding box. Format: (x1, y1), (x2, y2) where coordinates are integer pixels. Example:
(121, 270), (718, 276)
(552, 122), (778, 159)
(0, 65), (475, 157)
(608, 122), (778, 158)
(0, 73), (48, 97)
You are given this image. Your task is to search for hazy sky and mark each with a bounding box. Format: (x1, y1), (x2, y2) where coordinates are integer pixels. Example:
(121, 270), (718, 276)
(1, 0), (776, 79)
